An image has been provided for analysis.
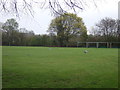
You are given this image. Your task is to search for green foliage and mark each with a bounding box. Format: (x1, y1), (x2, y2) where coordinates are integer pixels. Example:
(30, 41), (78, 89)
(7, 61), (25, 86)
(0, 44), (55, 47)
(3, 46), (118, 88)
(2, 18), (19, 46)
(48, 13), (87, 46)
(2, 18), (18, 31)
(1, 17), (119, 47)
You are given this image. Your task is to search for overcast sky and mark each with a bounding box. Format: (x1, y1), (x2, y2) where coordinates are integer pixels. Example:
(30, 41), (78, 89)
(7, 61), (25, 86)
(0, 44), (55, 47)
(0, 0), (119, 34)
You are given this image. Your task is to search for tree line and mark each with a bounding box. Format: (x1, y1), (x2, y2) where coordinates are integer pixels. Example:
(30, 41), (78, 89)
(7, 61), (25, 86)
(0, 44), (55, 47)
(1, 13), (119, 47)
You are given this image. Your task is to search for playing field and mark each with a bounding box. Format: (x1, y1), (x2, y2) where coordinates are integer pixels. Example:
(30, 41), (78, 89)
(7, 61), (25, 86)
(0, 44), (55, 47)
(2, 46), (118, 88)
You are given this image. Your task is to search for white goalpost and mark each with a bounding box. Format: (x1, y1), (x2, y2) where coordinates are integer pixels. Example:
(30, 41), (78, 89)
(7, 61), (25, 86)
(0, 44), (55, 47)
(77, 42), (120, 48)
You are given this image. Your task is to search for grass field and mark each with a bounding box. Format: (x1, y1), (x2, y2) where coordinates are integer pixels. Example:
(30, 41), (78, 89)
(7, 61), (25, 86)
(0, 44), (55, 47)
(2, 46), (118, 88)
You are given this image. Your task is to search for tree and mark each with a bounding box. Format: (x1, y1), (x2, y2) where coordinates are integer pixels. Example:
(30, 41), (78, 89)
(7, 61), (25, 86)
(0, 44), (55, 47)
(0, 0), (98, 16)
(0, 22), (3, 46)
(48, 13), (87, 46)
(117, 19), (120, 41)
(2, 18), (38, 46)
(2, 18), (19, 46)
(90, 17), (119, 42)
(19, 28), (35, 46)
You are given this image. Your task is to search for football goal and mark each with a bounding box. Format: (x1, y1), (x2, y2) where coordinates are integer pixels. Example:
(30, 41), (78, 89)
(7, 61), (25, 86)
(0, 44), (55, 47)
(77, 42), (120, 48)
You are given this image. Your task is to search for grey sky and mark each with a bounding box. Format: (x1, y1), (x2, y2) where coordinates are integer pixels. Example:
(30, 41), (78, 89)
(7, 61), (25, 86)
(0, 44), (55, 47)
(0, 0), (119, 34)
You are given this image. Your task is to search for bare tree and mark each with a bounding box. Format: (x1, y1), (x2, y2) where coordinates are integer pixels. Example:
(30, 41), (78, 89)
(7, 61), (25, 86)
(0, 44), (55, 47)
(92, 17), (119, 42)
(0, 0), (99, 16)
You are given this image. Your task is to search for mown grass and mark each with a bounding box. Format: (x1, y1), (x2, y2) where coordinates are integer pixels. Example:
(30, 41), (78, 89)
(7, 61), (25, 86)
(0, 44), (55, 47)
(2, 46), (118, 88)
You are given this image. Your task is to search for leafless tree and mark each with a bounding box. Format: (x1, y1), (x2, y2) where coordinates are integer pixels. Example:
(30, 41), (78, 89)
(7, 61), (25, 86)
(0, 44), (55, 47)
(92, 17), (119, 41)
(0, 0), (99, 16)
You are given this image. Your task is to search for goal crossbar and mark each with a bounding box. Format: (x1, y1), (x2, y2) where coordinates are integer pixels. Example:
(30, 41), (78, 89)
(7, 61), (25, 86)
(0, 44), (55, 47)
(77, 42), (120, 48)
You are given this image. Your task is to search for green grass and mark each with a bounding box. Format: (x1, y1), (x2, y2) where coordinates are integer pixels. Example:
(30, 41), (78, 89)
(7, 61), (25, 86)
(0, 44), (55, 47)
(2, 46), (118, 88)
